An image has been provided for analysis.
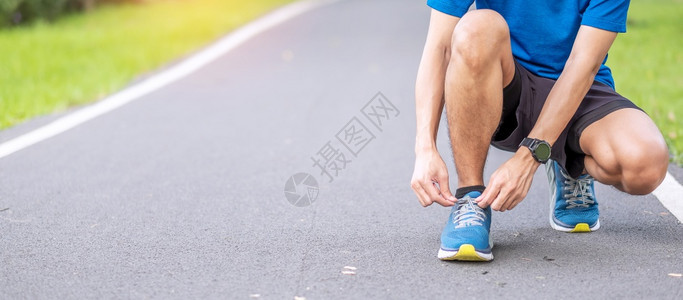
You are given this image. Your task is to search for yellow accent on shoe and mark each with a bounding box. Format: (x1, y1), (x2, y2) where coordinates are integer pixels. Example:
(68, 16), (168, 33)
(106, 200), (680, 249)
(570, 223), (591, 233)
(444, 244), (488, 261)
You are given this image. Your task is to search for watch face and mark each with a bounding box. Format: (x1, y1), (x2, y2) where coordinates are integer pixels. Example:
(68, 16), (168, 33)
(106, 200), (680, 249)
(535, 143), (551, 160)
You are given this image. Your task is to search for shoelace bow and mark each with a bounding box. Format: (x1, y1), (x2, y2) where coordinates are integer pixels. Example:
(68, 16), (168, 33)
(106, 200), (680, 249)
(452, 198), (486, 228)
(562, 175), (595, 209)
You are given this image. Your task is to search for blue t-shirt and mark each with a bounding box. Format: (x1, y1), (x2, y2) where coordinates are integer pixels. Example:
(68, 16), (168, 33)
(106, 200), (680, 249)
(426, 0), (630, 89)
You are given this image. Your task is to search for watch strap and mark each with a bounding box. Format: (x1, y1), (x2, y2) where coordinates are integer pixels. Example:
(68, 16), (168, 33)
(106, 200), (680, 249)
(519, 137), (550, 163)
(519, 137), (536, 149)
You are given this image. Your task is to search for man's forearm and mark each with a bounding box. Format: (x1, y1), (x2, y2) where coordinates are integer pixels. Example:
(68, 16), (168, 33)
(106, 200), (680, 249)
(415, 47), (449, 152)
(527, 26), (618, 147)
(414, 10), (460, 153)
(527, 58), (599, 146)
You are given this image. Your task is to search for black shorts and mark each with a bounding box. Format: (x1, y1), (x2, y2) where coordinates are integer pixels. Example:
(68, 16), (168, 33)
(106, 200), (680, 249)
(491, 60), (641, 178)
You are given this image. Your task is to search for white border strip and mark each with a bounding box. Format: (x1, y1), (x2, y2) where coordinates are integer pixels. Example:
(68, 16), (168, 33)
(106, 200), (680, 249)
(653, 172), (683, 223)
(0, 0), (335, 159)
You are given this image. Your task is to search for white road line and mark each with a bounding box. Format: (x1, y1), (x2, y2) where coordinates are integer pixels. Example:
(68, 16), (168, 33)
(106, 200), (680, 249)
(0, 0), (336, 159)
(653, 172), (683, 223)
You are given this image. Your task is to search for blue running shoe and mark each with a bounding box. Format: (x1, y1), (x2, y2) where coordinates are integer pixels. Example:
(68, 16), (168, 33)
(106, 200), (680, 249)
(438, 191), (493, 261)
(546, 160), (600, 233)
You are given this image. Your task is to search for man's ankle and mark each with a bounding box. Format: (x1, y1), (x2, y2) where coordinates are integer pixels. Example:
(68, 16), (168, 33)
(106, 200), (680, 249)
(455, 185), (486, 199)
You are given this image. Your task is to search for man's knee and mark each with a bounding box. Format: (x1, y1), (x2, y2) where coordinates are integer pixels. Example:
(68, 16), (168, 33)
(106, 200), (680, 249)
(450, 9), (509, 71)
(618, 142), (669, 195)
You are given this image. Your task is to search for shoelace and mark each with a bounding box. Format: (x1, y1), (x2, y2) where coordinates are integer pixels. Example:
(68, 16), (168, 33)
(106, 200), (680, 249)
(452, 197), (486, 228)
(562, 175), (595, 209)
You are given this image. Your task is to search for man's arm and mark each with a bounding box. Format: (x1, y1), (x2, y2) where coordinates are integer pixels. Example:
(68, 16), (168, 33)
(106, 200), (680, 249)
(477, 25), (618, 211)
(410, 10), (460, 207)
(529, 26), (618, 146)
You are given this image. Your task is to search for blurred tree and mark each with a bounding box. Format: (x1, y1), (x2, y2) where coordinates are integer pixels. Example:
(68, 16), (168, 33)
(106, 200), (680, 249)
(0, 0), (23, 25)
(18, 0), (70, 22)
(0, 0), (143, 27)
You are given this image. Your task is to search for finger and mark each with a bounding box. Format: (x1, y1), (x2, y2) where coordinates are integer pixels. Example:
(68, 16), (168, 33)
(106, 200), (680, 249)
(492, 186), (514, 212)
(476, 190), (489, 208)
(415, 186), (432, 207)
(475, 186), (489, 205)
(494, 186), (509, 211)
(509, 179), (532, 210)
(436, 175), (457, 201)
(508, 197), (521, 210)
(506, 184), (529, 211)
(413, 184), (431, 207)
(477, 178), (499, 208)
(427, 182), (453, 207)
(476, 175), (495, 203)
(411, 182), (429, 207)
(508, 190), (527, 210)
(432, 194), (455, 207)
(478, 185), (499, 209)
(489, 185), (509, 211)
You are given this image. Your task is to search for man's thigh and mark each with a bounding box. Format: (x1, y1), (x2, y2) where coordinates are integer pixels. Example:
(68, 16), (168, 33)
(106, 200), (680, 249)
(579, 107), (668, 178)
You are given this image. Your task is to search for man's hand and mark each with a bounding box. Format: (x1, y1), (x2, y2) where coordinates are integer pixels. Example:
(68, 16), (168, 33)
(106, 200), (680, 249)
(476, 149), (540, 211)
(411, 149), (457, 207)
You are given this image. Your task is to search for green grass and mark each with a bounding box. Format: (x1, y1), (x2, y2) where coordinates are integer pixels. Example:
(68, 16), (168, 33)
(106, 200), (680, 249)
(609, 0), (683, 164)
(0, 0), (293, 129)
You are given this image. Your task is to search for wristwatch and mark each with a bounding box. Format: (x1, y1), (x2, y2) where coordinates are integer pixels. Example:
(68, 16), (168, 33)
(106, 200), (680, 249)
(519, 137), (551, 164)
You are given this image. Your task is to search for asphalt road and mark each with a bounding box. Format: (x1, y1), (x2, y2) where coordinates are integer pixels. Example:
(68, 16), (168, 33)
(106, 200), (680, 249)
(1, 0), (682, 298)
